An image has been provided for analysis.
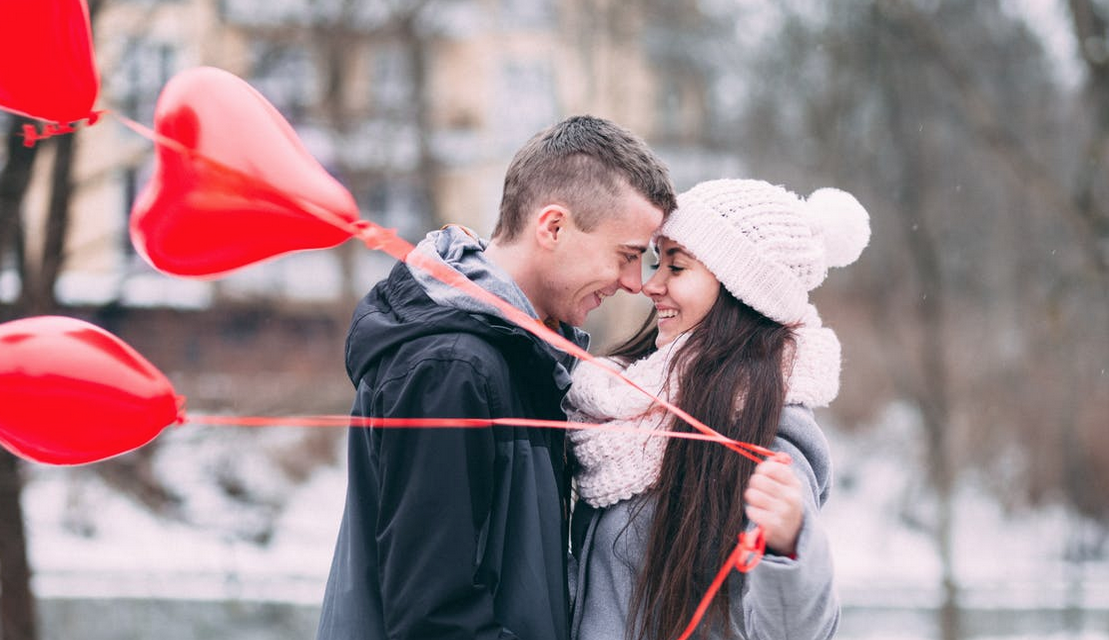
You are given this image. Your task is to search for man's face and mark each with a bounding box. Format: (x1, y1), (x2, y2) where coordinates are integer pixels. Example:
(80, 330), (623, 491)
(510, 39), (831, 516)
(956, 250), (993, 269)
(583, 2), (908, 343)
(541, 186), (664, 326)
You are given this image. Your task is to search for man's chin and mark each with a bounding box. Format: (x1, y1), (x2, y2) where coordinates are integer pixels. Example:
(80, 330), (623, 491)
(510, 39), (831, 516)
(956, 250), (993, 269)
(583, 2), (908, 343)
(553, 297), (603, 328)
(561, 309), (589, 328)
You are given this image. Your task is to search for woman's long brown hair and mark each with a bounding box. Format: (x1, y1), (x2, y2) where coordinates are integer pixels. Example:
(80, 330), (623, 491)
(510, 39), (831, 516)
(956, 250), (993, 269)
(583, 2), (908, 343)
(608, 287), (794, 640)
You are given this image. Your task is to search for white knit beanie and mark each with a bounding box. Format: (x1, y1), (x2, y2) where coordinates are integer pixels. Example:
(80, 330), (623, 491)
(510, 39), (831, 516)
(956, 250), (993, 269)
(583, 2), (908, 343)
(658, 179), (870, 325)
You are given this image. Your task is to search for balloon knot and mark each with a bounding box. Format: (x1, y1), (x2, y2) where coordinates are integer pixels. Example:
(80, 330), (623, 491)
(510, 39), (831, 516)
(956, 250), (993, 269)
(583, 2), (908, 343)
(21, 124), (40, 147)
(355, 221), (401, 250)
(21, 121), (78, 147)
(173, 395), (188, 426)
(20, 113), (103, 148)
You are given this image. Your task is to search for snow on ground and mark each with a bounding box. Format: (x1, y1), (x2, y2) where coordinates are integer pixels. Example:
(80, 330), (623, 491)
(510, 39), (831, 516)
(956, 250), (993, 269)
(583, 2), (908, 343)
(24, 424), (347, 605)
(822, 402), (1109, 612)
(21, 401), (1109, 628)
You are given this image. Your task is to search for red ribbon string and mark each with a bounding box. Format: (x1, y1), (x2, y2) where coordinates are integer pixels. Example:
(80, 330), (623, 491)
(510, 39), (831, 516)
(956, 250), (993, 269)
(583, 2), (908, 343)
(181, 413), (776, 463)
(674, 528), (767, 640)
(116, 109), (787, 638)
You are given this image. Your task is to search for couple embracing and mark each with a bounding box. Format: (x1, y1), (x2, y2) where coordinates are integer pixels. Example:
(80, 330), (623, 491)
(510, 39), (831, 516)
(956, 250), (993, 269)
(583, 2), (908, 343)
(317, 115), (869, 640)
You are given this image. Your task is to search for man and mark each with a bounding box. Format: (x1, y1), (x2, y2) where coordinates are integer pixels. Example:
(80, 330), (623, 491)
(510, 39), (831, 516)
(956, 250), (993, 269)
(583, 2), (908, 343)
(317, 115), (675, 640)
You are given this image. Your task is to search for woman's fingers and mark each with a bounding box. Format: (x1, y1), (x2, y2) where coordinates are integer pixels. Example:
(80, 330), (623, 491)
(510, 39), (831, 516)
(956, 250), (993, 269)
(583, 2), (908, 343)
(750, 458), (800, 490)
(744, 458), (804, 557)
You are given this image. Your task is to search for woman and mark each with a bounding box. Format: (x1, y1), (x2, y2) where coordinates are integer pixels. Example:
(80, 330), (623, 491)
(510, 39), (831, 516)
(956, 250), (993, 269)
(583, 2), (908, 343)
(567, 178), (870, 640)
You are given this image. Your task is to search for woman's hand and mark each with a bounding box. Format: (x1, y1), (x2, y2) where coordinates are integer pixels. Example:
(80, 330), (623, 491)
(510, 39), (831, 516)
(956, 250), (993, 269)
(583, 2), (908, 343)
(744, 455), (804, 557)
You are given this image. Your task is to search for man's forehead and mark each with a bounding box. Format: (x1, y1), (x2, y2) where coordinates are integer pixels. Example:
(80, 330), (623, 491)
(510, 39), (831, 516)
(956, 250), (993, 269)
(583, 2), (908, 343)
(618, 242), (650, 254)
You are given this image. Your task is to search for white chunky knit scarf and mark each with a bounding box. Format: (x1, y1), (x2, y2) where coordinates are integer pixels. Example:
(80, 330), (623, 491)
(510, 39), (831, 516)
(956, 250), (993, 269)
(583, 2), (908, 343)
(567, 305), (841, 508)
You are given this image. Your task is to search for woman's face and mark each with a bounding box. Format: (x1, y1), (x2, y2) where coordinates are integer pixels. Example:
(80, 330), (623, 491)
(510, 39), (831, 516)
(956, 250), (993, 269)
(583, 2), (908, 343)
(642, 237), (720, 347)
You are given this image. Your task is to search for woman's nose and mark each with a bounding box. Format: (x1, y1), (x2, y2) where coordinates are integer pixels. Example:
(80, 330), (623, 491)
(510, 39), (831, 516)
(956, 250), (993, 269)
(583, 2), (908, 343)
(642, 270), (664, 297)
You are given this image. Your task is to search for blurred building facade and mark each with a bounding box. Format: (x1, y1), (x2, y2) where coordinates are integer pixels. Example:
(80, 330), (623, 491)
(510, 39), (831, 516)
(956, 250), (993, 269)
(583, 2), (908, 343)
(23, 0), (726, 333)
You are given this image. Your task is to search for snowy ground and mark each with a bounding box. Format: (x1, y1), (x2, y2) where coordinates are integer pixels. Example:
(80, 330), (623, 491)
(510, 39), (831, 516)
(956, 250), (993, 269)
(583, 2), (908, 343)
(21, 403), (1109, 639)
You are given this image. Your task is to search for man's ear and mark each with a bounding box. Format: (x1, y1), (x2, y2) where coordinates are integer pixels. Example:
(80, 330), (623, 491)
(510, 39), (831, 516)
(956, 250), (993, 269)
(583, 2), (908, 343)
(535, 205), (571, 250)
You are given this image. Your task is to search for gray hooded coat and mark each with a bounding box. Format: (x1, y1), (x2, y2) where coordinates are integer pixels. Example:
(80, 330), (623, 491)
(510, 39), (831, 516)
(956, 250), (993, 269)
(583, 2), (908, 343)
(569, 405), (840, 640)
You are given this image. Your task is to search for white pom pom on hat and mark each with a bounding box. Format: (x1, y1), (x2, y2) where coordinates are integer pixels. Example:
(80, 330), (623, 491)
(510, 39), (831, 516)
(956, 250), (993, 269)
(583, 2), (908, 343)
(804, 188), (871, 269)
(658, 178), (871, 326)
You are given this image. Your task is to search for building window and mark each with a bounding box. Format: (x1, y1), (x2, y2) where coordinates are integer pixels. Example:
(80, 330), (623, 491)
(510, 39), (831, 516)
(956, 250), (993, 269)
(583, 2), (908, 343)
(249, 43), (318, 124)
(365, 178), (431, 242)
(500, 0), (553, 28)
(370, 45), (414, 114)
(110, 39), (174, 250)
(121, 157), (155, 262)
(657, 76), (684, 140)
(495, 59), (557, 151)
(109, 38), (177, 124)
(219, 0), (306, 26)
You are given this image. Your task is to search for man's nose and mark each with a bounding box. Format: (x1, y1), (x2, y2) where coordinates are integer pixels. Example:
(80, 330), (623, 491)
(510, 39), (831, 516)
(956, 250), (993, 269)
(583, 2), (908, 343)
(619, 262), (643, 293)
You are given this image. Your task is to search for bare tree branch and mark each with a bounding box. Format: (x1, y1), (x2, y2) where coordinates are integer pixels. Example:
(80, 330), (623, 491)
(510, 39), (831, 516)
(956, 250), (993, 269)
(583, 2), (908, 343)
(1067, 0), (1109, 249)
(0, 117), (37, 322)
(877, 0), (1109, 278)
(0, 451), (36, 640)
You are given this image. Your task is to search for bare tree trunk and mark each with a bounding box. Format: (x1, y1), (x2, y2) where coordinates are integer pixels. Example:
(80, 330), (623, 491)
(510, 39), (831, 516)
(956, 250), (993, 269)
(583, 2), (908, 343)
(17, 134), (75, 315)
(312, 0), (359, 311)
(0, 32), (86, 640)
(0, 115), (41, 640)
(398, 9), (439, 229)
(1062, 427), (1088, 634)
(1066, 0), (1109, 278)
(873, 5), (961, 636)
(0, 117), (38, 323)
(877, 0), (1109, 281)
(902, 190), (961, 640)
(0, 451), (36, 640)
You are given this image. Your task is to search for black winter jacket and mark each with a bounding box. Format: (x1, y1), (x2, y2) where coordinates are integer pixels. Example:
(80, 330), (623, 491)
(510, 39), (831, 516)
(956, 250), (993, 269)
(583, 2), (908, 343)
(317, 262), (574, 640)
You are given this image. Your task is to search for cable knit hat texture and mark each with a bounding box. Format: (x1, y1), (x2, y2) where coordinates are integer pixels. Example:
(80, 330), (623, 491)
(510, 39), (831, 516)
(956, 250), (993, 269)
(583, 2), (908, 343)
(658, 179), (870, 325)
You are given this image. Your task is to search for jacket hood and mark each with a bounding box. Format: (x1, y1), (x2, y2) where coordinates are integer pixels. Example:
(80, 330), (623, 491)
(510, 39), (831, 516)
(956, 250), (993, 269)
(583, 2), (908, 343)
(408, 225), (538, 322)
(346, 260), (586, 393)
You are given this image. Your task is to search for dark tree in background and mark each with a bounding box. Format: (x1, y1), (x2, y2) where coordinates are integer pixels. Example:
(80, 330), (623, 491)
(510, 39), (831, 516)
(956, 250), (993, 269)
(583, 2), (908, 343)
(0, 0), (103, 634)
(721, 1), (1109, 638)
(0, 111), (74, 640)
(0, 94), (87, 640)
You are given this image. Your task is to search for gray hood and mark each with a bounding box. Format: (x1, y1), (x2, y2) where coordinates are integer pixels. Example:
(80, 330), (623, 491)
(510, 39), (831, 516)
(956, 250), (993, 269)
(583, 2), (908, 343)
(409, 225), (539, 322)
(407, 225), (590, 379)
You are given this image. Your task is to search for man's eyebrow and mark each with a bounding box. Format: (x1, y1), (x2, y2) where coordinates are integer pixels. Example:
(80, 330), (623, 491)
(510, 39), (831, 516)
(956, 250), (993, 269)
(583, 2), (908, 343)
(620, 243), (650, 254)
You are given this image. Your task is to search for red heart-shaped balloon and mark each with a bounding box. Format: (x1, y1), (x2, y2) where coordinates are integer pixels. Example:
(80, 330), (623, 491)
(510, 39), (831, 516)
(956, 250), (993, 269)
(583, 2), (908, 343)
(130, 66), (360, 278)
(0, 0), (99, 123)
(0, 316), (180, 465)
